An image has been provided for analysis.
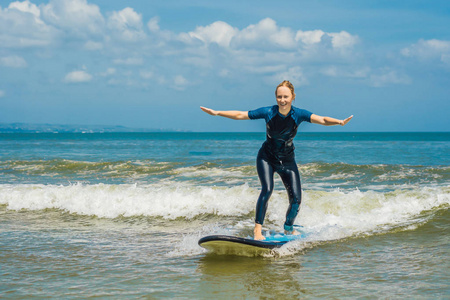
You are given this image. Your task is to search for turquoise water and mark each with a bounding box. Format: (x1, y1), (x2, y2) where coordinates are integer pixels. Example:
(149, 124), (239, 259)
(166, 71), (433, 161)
(0, 132), (449, 298)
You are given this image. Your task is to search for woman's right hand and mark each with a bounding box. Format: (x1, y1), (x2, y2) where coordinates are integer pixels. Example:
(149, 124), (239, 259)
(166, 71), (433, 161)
(200, 106), (219, 116)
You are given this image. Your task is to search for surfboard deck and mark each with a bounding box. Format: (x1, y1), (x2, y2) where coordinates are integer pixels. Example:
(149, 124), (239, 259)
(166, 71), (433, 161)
(198, 233), (307, 257)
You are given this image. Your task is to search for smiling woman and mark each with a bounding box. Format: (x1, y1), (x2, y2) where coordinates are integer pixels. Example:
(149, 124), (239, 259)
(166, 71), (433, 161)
(201, 80), (353, 240)
(275, 80), (296, 115)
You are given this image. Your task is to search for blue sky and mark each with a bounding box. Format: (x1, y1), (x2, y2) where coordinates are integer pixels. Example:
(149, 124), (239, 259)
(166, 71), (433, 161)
(0, 0), (449, 132)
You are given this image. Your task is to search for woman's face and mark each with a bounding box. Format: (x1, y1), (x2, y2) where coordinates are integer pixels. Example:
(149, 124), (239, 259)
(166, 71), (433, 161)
(276, 86), (294, 111)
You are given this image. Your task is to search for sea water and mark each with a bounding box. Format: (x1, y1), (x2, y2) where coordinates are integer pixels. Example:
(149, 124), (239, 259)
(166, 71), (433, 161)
(0, 132), (448, 298)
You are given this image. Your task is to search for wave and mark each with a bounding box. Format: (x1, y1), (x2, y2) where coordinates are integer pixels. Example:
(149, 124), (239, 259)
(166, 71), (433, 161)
(1, 159), (448, 189)
(0, 158), (177, 177)
(301, 162), (449, 188)
(1, 182), (447, 224)
(2, 182), (448, 257)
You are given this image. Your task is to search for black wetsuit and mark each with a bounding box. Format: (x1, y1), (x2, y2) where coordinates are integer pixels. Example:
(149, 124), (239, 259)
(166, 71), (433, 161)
(248, 105), (312, 231)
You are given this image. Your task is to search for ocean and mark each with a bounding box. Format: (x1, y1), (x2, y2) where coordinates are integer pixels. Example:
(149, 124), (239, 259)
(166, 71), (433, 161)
(0, 132), (448, 298)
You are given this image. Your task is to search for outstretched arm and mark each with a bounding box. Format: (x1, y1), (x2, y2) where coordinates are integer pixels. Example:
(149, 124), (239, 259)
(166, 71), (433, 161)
(311, 114), (353, 126)
(200, 106), (250, 120)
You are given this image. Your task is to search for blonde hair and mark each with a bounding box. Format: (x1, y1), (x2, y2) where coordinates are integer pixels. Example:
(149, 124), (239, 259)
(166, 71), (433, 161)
(275, 80), (296, 99)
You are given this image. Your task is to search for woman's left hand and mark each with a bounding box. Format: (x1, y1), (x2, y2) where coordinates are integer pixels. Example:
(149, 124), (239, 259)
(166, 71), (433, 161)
(341, 115), (353, 126)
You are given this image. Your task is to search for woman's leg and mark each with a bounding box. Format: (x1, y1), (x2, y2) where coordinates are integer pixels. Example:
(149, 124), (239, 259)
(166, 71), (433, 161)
(254, 155), (274, 240)
(278, 162), (302, 233)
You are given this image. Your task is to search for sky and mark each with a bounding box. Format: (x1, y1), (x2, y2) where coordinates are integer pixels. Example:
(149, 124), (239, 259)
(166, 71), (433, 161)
(0, 0), (449, 132)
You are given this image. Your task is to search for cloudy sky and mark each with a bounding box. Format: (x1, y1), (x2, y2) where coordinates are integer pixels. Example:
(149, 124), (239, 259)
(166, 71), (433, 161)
(0, 0), (449, 132)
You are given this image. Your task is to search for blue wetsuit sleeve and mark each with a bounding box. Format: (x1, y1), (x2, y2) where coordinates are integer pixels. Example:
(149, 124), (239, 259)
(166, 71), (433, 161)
(294, 108), (313, 124)
(248, 106), (271, 120)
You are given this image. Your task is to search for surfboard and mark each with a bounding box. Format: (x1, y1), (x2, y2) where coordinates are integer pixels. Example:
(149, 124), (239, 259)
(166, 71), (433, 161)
(198, 232), (307, 257)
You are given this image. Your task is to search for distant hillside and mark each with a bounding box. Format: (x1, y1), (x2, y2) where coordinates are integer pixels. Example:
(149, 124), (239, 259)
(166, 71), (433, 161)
(0, 123), (187, 133)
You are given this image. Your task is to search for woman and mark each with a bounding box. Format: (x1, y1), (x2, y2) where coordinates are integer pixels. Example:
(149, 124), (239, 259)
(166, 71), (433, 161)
(201, 80), (353, 240)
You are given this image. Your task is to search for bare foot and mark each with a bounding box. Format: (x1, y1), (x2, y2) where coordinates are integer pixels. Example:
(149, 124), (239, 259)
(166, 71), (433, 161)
(284, 229), (301, 236)
(254, 224), (265, 240)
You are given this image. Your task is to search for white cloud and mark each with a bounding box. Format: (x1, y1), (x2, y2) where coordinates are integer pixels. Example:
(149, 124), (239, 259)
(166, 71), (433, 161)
(322, 65), (338, 77)
(322, 65), (370, 78)
(140, 70), (153, 79)
(172, 18), (360, 87)
(329, 31), (358, 49)
(0, 55), (27, 68)
(295, 30), (325, 45)
(176, 18), (360, 80)
(0, 2), (365, 88)
(0, 3), (58, 48)
(321, 65), (410, 87)
(173, 75), (189, 90)
(107, 7), (145, 42)
(295, 29), (358, 56)
(106, 78), (120, 85)
(296, 29), (358, 49)
(186, 21), (238, 47)
(41, 0), (104, 37)
(64, 70), (93, 83)
(369, 68), (411, 87)
(402, 39), (450, 65)
(113, 57), (144, 65)
(232, 18), (296, 49)
(268, 67), (309, 87)
(245, 65), (286, 75)
(218, 69), (230, 77)
(170, 18), (360, 88)
(147, 16), (160, 33)
(84, 40), (103, 50)
(182, 18), (306, 50)
(179, 18), (359, 55)
(9, 0), (41, 19)
(100, 68), (116, 77)
(146, 16), (174, 42)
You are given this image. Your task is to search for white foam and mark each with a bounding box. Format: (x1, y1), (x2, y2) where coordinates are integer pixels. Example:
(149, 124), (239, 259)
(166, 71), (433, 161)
(166, 223), (233, 257)
(268, 187), (449, 256)
(0, 182), (258, 219)
(1, 183), (448, 257)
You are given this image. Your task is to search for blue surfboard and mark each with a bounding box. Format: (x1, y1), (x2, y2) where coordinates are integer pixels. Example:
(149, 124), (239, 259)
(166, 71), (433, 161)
(198, 232), (307, 256)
